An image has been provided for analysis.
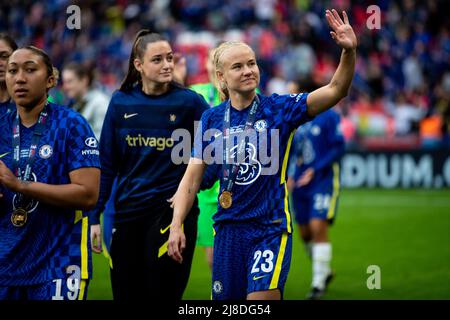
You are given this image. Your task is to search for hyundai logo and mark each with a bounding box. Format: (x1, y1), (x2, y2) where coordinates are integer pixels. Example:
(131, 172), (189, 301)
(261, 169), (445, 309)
(85, 137), (98, 148)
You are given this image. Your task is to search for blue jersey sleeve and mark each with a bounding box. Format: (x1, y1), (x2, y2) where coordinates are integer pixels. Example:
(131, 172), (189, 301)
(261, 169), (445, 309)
(192, 109), (212, 161)
(276, 92), (313, 129)
(67, 114), (101, 172)
(312, 112), (345, 172)
(88, 95), (119, 224)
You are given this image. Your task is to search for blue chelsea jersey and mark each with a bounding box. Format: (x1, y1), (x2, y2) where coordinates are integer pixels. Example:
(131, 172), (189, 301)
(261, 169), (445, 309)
(288, 109), (345, 194)
(0, 103), (100, 286)
(193, 93), (313, 233)
(0, 99), (15, 117)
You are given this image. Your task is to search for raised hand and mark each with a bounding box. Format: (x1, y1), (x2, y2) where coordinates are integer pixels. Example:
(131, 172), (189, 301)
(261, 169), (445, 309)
(326, 9), (357, 50)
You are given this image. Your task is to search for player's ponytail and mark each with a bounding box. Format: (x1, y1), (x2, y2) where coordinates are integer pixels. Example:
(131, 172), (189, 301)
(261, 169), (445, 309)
(213, 43), (231, 101)
(120, 29), (167, 92)
(51, 67), (59, 88)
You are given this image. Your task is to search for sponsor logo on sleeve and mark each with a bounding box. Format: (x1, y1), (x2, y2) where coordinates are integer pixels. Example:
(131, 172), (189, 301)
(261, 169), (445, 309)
(85, 137), (98, 148)
(82, 137), (99, 156)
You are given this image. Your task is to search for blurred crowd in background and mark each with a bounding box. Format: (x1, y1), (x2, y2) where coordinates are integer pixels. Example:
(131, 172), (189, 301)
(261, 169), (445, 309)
(1, 0), (449, 150)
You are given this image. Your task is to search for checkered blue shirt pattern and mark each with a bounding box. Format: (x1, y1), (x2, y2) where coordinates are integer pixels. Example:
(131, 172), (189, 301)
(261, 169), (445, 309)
(193, 93), (312, 232)
(0, 103), (100, 286)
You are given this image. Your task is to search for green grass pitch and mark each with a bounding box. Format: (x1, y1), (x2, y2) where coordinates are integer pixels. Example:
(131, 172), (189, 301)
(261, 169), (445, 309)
(87, 188), (450, 300)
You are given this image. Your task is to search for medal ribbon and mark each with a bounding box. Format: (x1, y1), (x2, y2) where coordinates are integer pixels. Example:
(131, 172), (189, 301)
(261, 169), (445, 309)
(12, 103), (48, 206)
(222, 95), (260, 194)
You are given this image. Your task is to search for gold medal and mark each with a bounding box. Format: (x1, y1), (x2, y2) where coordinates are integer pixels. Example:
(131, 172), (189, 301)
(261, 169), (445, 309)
(219, 191), (232, 209)
(11, 208), (28, 227)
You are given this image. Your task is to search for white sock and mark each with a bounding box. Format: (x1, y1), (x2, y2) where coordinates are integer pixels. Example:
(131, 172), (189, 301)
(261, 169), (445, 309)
(304, 241), (312, 259)
(311, 242), (332, 290)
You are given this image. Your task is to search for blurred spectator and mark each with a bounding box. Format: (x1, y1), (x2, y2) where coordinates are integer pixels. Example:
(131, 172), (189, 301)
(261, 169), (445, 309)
(434, 72), (450, 146)
(389, 92), (425, 136)
(62, 62), (110, 139)
(338, 100), (358, 148)
(266, 66), (289, 94)
(402, 52), (424, 91)
(420, 111), (443, 149)
(252, 0), (277, 25)
(1, 0), (449, 149)
(281, 40), (316, 81)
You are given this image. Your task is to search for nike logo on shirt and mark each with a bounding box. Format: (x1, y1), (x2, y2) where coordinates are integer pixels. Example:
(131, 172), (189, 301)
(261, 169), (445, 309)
(124, 113), (138, 119)
(252, 275), (268, 281)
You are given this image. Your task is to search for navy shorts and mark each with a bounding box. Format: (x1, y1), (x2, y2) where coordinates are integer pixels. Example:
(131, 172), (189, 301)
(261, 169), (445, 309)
(212, 221), (292, 300)
(291, 181), (339, 225)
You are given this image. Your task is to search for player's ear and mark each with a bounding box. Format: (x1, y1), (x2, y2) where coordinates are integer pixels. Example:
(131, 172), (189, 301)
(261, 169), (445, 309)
(216, 70), (224, 84)
(134, 58), (143, 73)
(46, 74), (56, 90)
(46, 66), (58, 90)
